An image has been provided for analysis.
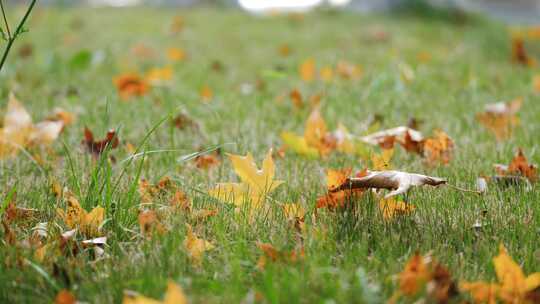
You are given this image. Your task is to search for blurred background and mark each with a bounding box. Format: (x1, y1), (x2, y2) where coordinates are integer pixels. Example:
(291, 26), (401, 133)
(33, 0), (540, 24)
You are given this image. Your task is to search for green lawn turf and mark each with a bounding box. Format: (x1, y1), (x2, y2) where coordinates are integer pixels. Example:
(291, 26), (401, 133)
(0, 6), (539, 303)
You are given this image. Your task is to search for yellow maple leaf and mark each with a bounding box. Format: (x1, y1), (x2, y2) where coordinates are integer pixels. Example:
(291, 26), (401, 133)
(56, 194), (104, 237)
(460, 244), (540, 304)
(280, 131), (319, 159)
(123, 280), (187, 304)
(209, 149), (282, 210)
(183, 224), (214, 266)
(371, 148), (394, 170)
(378, 197), (415, 220)
(282, 203), (305, 221)
(494, 244), (540, 303)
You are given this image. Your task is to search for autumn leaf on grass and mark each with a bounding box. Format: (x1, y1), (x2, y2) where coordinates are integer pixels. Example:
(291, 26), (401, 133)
(361, 126), (423, 148)
(460, 244), (540, 304)
(138, 209), (166, 237)
(184, 224), (214, 266)
(281, 108), (346, 158)
(172, 111), (200, 131)
(138, 176), (176, 204)
(54, 289), (76, 304)
(335, 60), (362, 80)
(511, 36), (537, 67)
(423, 130), (454, 166)
(56, 194), (104, 238)
(47, 108), (76, 127)
(399, 130), (424, 155)
(319, 66), (333, 82)
(145, 66), (173, 85)
(0, 93), (65, 159)
(371, 148), (394, 171)
(194, 151), (221, 170)
(256, 242), (304, 270)
(494, 148), (537, 183)
(332, 170), (446, 199)
(476, 98), (522, 141)
(83, 127), (119, 157)
(208, 149), (283, 218)
(123, 280), (187, 304)
(278, 44), (291, 57)
(113, 73), (150, 100)
(200, 85), (213, 102)
(167, 47), (186, 61)
(316, 168), (368, 209)
(390, 253), (458, 303)
(35, 228), (107, 263)
(378, 197), (415, 220)
(299, 58), (315, 82)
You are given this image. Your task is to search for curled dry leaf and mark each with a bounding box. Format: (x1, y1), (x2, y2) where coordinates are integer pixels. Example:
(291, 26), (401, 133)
(332, 170), (447, 199)
(477, 98), (522, 141)
(123, 280), (187, 304)
(361, 126), (423, 147)
(83, 127), (119, 157)
(0, 93), (65, 159)
(494, 148), (537, 183)
(113, 73), (150, 100)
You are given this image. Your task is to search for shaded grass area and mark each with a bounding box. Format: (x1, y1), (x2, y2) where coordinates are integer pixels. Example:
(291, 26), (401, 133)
(0, 7), (539, 303)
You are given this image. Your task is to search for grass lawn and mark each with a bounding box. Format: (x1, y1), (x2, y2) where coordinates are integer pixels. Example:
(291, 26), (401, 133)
(0, 6), (539, 303)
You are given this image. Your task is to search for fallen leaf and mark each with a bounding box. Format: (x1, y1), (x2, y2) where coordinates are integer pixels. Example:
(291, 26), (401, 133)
(167, 47), (185, 61)
(332, 170), (447, 199)
(145, 66), (173, 85)
(336, 60), (362, 80)
(361, 126), (423, 147)
(299, 58), (315, 82)
(54, 289), (76, 304)
(56, 194), (104, 237)
(477, 98), (522, 141)
(138, 209), (166, 237)
(256, 242), (304, 270)
(123, 280), (187, 304)
(183, 224), (214, 266)
(209, 149), (283, 218)
(511, 37), (536, 67)
(378, 198), (415, 220)
(495, 148), (537, 183)
(0, 93), (65, 158)
(371, 148), (394, 171)
(83, 127), (119, 157)
(113, 73), (150, 100)
(423, 130), (454, 166)
(200, 85), (213, 102)
(316, 168), (368, 209)
(460, 244), (540, 304)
